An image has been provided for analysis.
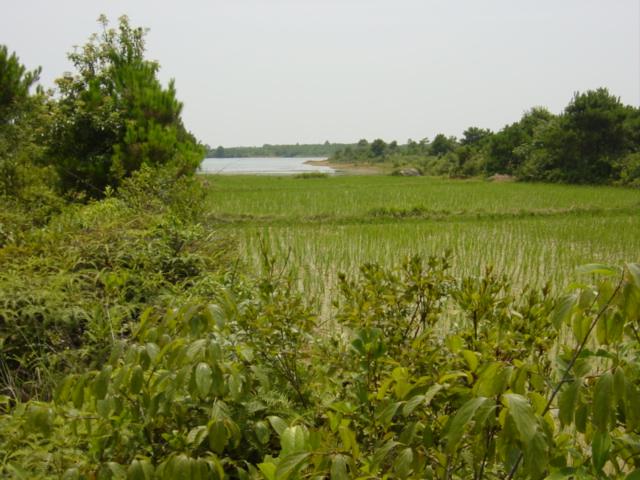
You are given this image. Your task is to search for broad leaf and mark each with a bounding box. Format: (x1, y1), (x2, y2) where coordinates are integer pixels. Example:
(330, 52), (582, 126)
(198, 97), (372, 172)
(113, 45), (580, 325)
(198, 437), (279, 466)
(274, 452), (310, 480)
(503, 393), (537, 442)
(576, 264), (619, 277)
(593, 372), (613, 431)
(445, 396), (490, 453)
(558, 380), (580, 427)
(195, 362), (212, 398)
(330, 454), (350, 480)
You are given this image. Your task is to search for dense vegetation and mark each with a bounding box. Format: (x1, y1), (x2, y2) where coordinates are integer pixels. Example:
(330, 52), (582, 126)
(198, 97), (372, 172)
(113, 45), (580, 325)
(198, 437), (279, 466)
(331, 91), (640, 186)
(1, 15), (203, 207)
(3, 14), (640, 480)
(206, 143), (353, 159)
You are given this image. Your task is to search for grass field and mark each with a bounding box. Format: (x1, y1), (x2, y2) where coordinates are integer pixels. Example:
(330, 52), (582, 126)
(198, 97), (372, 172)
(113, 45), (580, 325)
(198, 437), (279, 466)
(204, 175), (640, 303)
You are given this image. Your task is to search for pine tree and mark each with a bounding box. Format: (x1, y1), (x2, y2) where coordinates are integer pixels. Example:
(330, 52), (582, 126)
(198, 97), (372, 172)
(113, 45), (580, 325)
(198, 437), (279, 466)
(48, 16), (203, 198)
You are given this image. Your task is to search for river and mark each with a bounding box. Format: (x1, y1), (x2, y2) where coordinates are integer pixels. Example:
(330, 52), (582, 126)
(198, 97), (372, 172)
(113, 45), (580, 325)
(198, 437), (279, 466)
(199, 157), (334, 175)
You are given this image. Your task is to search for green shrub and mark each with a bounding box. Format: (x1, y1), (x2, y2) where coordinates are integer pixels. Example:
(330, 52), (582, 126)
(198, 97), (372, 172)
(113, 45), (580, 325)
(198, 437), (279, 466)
(3, 258), (639, 479)
(0, 172), (233, 400)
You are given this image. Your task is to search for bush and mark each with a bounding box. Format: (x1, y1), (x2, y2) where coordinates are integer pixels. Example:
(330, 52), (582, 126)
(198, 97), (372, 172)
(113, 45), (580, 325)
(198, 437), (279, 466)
(0, 172), (233, 400)
(3, 257), (639, 479)
(616, 152), (640, 187)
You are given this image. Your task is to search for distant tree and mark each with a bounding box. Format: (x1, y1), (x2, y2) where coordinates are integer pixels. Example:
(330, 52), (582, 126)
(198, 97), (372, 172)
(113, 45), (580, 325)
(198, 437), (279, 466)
(486, 107), (553, 174)
(47, 15), (203, 198)
(0, 46), (51, 197)
(406, 139), (419, 155)
(460, 127), (492, 146)
(370, 138), (387, 158)
(430, 134), (457, 156)
(215, 146), (225, 158)
(542, 89), (631, 182)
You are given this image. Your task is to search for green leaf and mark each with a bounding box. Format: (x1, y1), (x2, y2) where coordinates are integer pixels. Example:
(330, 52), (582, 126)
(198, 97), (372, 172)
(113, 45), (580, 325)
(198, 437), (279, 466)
(195, 362), (212, 398)
(208, 420), (228, 454)
(545, 469), (577, 480)
(474, 362), (509, 397)
(593, 372), (613, 431)
(258, 462), (276, 480)
(461, 349), (479, 372)
(552, 293), (577, 329)
(167, 454), (192, 480)
(614, 367), (626, 405)
(255, 420), (271, 445)
(376, 401), (401, 427)
(575, 403), (588, 433)
(371, 440), (399, 469)
(403, 394), (425, 417)
(127, 458), (154, 480)
(522, 432), (548, 479)
(393, 447), (414, 479)
(268, 416), (288, 436)
(576, 263), (619, 277)
(72, 376), (85, 408)
(130, 365), (144, 395)
(93, 366), (112, 400)
(626, 263), (640, 289)
(558, 380), (580, 427)
(338, 425), (358, 456)
(592, 430), (611, 472)
(106, 462), (126, 477)
(445, 396), (490, 453)
(330, 454), (349, 480)
(280, 425), (308, 456)
(186, 425), (208, 447)
(625, 383), (640, 430)
(274, 452), (310, 480)
(503, 393), (537, 442)
(210, 363), (225, 397)
(26, 405), (54, 437)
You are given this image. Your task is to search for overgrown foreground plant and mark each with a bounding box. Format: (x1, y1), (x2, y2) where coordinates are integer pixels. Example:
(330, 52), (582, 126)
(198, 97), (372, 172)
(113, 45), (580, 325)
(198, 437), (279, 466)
(0, 168), (233, 401)
(1, 256), (640, 479)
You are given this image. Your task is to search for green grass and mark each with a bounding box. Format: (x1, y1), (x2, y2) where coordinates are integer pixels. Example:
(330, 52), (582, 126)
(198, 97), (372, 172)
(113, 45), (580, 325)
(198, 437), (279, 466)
(205, 175), (640, 220)
(204, 174), (640, 302)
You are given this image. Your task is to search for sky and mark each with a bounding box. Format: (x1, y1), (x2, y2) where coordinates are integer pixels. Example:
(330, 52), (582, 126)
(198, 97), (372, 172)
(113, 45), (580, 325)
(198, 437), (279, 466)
(2, 0), (639, 147)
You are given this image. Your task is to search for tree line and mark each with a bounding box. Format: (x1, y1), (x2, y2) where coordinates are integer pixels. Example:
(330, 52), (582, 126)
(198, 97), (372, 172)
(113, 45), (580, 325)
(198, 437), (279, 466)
(206, 142), (353, 158)
(332, 90), (640, 185)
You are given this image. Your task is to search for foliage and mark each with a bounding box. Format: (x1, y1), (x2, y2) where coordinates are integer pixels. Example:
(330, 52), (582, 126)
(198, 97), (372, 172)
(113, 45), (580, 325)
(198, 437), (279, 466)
(328, 89), (640, 185)
(518, 90), (636, 184)
(47, 16), (203, 198)
(0, 45), (40, 126)
(0, 170), (233, 401)
(2, 254), (640, 479)
(0, 45), (57, 200)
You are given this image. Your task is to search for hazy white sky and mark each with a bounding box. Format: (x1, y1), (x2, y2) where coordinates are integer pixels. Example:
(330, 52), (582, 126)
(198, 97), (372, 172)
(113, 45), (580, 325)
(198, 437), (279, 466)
(2, 0), (639, 147)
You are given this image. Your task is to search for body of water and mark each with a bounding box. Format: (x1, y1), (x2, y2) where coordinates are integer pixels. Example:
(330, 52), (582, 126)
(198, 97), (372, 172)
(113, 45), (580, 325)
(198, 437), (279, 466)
(199, 157), (334, 175)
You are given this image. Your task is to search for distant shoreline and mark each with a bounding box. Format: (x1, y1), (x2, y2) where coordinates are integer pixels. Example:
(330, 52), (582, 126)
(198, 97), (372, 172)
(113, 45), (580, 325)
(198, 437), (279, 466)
(304, 159), (384, 175)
